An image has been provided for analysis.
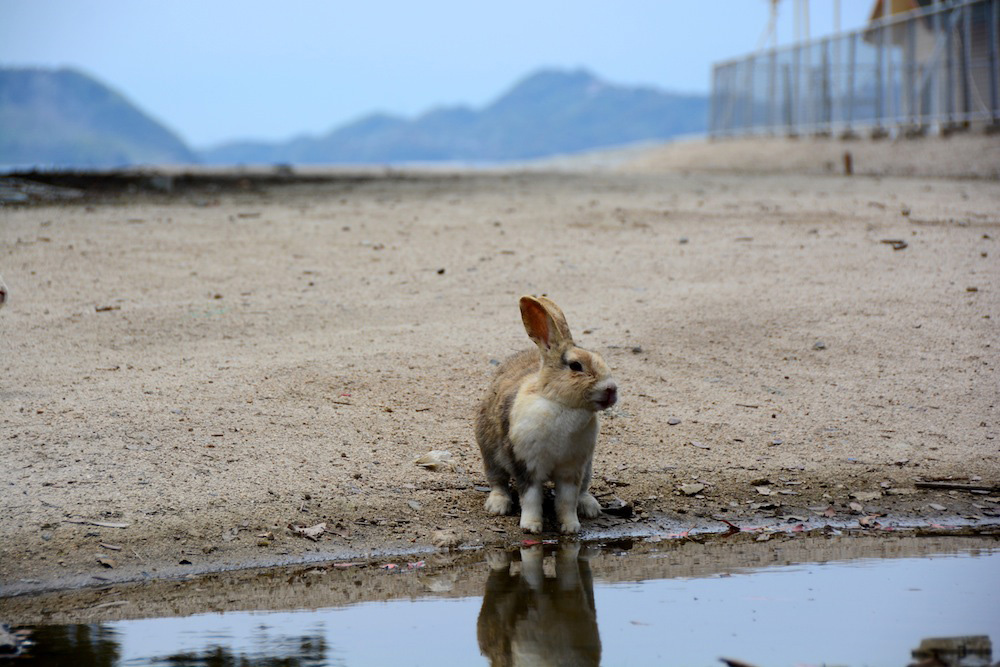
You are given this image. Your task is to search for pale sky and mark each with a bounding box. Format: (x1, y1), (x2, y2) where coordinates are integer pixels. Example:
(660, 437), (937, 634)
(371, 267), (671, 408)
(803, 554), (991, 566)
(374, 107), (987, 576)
(0, 1), (874, 148)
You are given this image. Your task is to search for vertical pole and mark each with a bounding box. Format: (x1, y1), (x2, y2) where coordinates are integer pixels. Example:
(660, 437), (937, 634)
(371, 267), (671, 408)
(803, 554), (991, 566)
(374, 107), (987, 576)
(794, 39), (801, 133)
(962, 3), (972, 124)
(946, 3), (955, 127)
(822, 40), (831, 132)
(769, 48), (777, 133)
(992, 0), (1000, 124)
(887, 14), (896, 132)
(846, 31), (856, 134)
(710, 63), (718, 137)
(784, 63), (793, 134)
(907, 13), (917, 129)
(803, 2), (813, 131)
(927, 0), (942, 134)
(833, 0), (841, 132)
(876, 17), (885, 133)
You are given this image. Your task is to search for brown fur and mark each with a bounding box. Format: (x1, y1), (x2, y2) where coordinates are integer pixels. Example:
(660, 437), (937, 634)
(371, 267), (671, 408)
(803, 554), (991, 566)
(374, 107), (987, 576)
(476, 296), (618, 533)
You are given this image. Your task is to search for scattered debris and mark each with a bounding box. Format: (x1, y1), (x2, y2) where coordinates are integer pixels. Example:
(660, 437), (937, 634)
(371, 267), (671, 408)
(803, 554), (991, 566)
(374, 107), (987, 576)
(755, 486), (772, 496)
(689, 441), (710, 450)
(880, 239), (908, 251)
(851, 491), (882, 503)
(94, 304), (121, 312)
(64, 519), (130, 529)
(414, 450), (456, 472)
(679, 483), (706, 496)
(96, 556), (116, 569)
(602, 497), (634, 517)
(289, 523), (327, 541)
(407, 500), (423, 511)
(431, 529), (462, 550)
(916, 480), (1000, 493)
(928, 503), (947, 512)
(716, 518), (741, 535)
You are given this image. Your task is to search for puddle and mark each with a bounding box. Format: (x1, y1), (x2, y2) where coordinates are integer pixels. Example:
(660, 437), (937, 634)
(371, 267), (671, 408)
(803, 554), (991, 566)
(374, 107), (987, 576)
(4, 532), (999, 666)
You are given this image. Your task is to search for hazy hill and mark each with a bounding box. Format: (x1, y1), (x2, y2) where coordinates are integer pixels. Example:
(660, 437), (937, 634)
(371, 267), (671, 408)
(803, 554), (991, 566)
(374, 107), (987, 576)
(0, 67), (197, 168)
(1, 67), (708, 168)
(201, 69), (708, 165)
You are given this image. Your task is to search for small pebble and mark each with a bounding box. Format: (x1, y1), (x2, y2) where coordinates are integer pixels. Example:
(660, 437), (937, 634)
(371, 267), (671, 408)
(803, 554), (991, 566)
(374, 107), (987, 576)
(667, 418), (681, 426)
(813, 341), (827, 350)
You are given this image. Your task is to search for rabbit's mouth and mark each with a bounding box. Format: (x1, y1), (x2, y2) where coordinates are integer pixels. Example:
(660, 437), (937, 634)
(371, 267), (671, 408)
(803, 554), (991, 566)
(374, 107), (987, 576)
(593, 385), (618, 411)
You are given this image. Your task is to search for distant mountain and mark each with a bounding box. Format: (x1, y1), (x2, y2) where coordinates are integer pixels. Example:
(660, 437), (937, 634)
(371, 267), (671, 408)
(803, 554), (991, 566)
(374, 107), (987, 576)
(1, 67), (708, 169)
(201, 69), (708, 165)
(0, 67), (197, 168)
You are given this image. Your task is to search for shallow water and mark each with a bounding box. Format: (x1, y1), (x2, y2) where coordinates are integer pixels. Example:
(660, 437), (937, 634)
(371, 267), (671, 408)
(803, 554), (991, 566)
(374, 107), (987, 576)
(10, 537), (1000, 666)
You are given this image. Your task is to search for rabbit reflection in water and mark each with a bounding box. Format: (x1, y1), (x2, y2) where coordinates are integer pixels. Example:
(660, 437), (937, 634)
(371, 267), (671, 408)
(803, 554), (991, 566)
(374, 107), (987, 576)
(477, 543), (601, 667)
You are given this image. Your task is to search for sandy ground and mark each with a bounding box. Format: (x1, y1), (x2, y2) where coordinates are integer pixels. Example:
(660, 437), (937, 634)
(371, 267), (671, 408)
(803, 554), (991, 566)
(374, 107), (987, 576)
(1, 135), (999, 598)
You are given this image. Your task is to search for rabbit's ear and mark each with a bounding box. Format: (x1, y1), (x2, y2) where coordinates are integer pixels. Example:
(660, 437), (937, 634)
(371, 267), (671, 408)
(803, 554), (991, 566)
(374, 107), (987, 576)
(519, 296), (573, 350)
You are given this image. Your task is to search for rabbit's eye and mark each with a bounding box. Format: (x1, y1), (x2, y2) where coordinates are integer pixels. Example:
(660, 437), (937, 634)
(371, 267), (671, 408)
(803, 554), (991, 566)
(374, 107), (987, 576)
(568, 361), (584, 373)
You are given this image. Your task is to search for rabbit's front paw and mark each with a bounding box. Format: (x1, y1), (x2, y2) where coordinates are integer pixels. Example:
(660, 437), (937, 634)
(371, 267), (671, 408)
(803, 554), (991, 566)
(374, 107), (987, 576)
(559, 517), (581, 535)
(485, 490), (513, 515)
(520, 515), (544, 534)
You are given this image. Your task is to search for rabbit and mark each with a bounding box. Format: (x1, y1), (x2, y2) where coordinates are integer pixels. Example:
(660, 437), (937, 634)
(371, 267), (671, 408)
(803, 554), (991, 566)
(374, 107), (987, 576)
(476, 295), (618, 534)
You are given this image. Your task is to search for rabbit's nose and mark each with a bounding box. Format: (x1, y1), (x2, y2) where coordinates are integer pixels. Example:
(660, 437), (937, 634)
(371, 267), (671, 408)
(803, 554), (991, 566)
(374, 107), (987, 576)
(601, 384), (618, 409)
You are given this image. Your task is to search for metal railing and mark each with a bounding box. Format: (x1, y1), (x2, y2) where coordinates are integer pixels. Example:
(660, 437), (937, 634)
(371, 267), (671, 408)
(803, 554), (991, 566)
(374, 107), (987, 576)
(710, 0), (1000, 137)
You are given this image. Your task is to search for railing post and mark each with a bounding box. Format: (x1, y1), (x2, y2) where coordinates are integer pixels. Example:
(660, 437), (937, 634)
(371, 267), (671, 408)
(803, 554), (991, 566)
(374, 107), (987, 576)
(822, 40), (832, 133)
(768, 49), (777, 134)
(992, 0), (1000, 125)
(962, 2), (973, 125)
(876, 20), (885, 135)
(783, 63), (793, 134)
(846, 31), (856, 135)
(907, 13), (917, 130)
(744, 55), (755, 132)
(946, 5), (955, 128)
(931, 2), (942, 134)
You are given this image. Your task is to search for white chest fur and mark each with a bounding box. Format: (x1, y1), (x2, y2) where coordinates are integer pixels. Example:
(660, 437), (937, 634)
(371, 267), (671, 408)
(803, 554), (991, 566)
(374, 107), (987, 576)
(508, 393), (598, 480)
